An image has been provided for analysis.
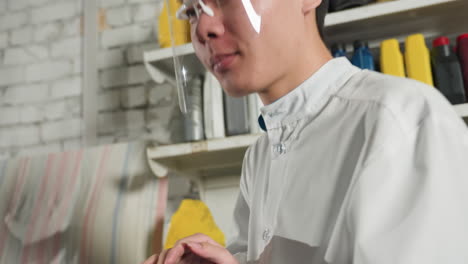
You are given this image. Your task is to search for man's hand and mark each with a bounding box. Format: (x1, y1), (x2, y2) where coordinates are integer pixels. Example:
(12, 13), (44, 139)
(142, 233), (238, 264)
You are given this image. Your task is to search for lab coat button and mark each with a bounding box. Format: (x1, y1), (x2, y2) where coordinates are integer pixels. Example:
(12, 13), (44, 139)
(273, 144), (286, 155)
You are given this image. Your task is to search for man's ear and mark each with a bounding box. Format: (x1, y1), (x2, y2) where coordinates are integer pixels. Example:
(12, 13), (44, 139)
(302, 0), (322, 13)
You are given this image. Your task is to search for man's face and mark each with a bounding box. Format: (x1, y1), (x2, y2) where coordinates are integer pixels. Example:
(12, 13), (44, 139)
(190, 0), (305, 97)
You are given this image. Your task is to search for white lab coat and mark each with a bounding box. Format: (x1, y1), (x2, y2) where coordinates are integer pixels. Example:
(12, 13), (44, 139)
(227, 58), (468, 264)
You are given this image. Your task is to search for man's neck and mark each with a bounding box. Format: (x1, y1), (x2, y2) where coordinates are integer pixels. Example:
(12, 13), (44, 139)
(258, 40), (333, 106)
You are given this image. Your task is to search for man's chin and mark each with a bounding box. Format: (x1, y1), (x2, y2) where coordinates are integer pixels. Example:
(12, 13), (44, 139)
(222, 85), (254, 98)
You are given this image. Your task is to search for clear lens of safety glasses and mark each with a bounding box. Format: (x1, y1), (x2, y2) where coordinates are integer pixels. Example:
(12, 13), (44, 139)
(169, 0), (269, 114)
(176, 0), (214, 22)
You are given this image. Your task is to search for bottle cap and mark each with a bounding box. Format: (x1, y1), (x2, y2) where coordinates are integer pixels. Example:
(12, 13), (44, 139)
(433, 36), (450, 47)
(457, 33), (468, 43)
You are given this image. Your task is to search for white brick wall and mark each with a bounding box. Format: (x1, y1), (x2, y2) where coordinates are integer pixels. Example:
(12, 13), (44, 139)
(34, 22), (62, 43)
(146, 105), (173, 129)
(133, 3), (158, 22)
(0, 107), (20, 126)
(0, 0), (182, 158)
(51, 76), (82, 98)
(0, 33), (7, 48)
(127, 127), (148, 140)
(17, 142), (62, 157)
(0, 67), (25, 86)
(31, 2), (78, 24)
(73, 57), (82, 74)
(98, 48), (124, 69)
(0, 12), (28, 31)
(5, 45), (49, 65)
(2, 84), (49, 105)
(17, 125), (41, 146)
(0, 125), (40, 148)
(41, 118), (82, 142)
(63, 17), (81, 37)
(8, 0), (30, 11)
(29, 0), (56, 8)
(51, 37), (81, 58)
(0, 152), (10, 161)
(0, 0), (87, 159)
(4, 48), (36, 65)
(126, 42), (157, 64)
(10, 27), (32, 45)
(149, 82), (173, 105)
(98, 135), (116, 145)
(27, 45), (49, 59)
(4, 46), (49, 65)
(44, 101), (66, 120)
(128, 0), (158, 4)
(26, 61), (72, 82)
(63, 138), (82, 151)
(65, 97), (82, 116)
(128, 64), (153, 84)
(99, 67), (127, 88)
(99, 0), (126, 8)
(98, 90), (121, 111)
(100, 65), (151, 88)
(146, 105), (174, 144)
(101, 24), (153, 48)
(20, 105), (43, 123)
(121, 85), (147, 108)
(106, 6), (132, 27)
(0, 1), (6, 14)
(98, 110), (145, 134)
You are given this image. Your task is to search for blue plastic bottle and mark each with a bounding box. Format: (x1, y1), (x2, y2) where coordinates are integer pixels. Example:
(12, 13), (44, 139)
(331, 43), (347, 58)
(351, 40), (375, 70)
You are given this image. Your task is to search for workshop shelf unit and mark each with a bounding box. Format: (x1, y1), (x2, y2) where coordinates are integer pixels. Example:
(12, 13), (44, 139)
(145, 0), (468, 181)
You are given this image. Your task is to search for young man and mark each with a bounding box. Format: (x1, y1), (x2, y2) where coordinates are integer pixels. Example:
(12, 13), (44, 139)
(144, 0), (468, 263)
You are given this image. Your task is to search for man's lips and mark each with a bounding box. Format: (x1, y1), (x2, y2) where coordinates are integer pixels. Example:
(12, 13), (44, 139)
(210, 52), (240, 72)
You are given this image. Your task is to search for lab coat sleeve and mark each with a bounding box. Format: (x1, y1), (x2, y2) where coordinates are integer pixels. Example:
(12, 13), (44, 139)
(226, 147), (253, 264)
(346, 107), (468, 264)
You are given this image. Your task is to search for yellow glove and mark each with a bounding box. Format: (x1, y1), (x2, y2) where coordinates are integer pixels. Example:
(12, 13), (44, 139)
(164, 199), (225, 249)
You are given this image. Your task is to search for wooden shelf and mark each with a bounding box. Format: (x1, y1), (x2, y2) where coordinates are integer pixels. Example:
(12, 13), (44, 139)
(325, 0), (467, 46)
(147, 134), (262, 178)
(148, 103), (468, 178)
(325, 0), (460, 26)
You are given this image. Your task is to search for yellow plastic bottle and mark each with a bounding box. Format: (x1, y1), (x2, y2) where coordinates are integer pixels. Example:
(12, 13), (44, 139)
(158, 0), (191, 48)
(404, 34), (434, 86)
(380, 39), (405, 77)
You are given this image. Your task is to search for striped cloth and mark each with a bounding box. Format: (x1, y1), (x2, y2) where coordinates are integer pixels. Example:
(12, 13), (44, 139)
(0, 141), (168, 264)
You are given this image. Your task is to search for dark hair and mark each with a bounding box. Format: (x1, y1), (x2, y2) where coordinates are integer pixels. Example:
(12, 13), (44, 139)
(316, 0), (329, 38)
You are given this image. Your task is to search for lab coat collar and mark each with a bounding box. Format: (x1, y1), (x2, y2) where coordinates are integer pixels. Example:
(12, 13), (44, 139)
(258, 57), (358, 131)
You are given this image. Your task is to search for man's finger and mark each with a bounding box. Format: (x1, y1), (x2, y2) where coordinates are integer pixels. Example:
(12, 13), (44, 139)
(173, 233), (219, 248)
(164, 233), (221, 263)
(157, 249), (170, 264)
(163, 244), (186, 264)
(142, 254), (158, 264)
(186, 242), (235, 264)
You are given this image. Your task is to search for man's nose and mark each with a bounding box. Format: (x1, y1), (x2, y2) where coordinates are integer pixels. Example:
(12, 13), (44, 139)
(194, 10), (225, 44)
